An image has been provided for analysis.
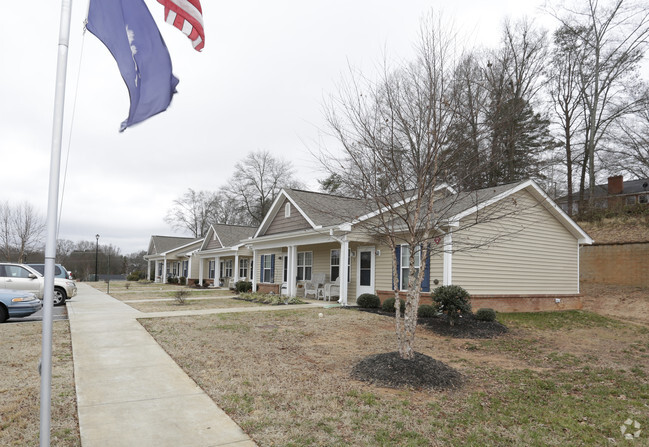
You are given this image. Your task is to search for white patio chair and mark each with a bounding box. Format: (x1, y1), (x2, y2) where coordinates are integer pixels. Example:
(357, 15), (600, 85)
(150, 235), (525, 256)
(304, 273), (327, 299)
(324, 277), (340, 301)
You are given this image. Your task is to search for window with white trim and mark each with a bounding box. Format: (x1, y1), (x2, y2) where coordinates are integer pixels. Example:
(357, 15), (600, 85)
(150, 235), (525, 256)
(330, 249), (351, 282)
(400, 245), (421, 291)
(208, 260), (215, 279)
(223, 259), (233, 278)
(297, 251), (312, 281)
(239, 258), (249, 279)
(262, 254), (273, 283)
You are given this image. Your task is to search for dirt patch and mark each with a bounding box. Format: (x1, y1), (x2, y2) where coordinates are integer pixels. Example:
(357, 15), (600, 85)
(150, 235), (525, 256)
(351, 351), (464, 389)
(581, 283), (649, 325)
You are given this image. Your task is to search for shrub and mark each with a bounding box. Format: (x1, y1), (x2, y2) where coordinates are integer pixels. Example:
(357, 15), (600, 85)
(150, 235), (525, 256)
(357, 293), (381, 309)
(432, 285), (472, 326)
(382, 297), (406, 313)
(174, 289), (190, 305)
(202, 279), (209, 287)
(475, 308), (497, 322)
(124, 282), (131, 290)
(167, 276), (179, 285)
(417, 304), (437, 318)
(179, 276), (186, 286)
(126, 271), (143, 281)
(235, 280), (252, 293)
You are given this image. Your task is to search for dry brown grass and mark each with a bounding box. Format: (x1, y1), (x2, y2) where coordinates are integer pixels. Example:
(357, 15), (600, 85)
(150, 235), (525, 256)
(127, 298), (263, 313)
(578, 215), (649, 244)
(0, 321), (80, 446)
(140, 307), (649, 446)
(88, 281), (235, 301)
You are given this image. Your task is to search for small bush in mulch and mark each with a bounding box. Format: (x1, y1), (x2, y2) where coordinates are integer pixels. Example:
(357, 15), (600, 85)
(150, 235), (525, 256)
(475, 308), (497, 322)
(351, 351), (463, 390)
(357, 293), (381, 308)
(382, 297), (405, 313)
(417, 304), (437, 318)
(418, 313), (508, 339)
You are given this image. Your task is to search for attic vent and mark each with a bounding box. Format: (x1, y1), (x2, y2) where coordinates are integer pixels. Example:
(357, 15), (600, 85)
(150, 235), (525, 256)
(213, 234), (217, 241)
(285, 202), (291, 218)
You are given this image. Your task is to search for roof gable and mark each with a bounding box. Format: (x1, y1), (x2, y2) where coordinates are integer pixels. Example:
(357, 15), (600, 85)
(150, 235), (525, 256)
(147, 235), (198, 255)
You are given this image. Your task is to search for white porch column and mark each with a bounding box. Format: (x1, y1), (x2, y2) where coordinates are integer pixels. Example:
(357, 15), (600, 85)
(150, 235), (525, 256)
(187, 256), (193, 279)
(287, 245), (298, 297)
(146, 260), (151, 281)
(198, 258), (204, 285)
(339, 238), (349, 306)
(162, 258), (167, 283)
(443, 230), (453, 286)
(214, 256), (220, 286)
(234, 253), (240, 282)
(251, 250), (257, 291)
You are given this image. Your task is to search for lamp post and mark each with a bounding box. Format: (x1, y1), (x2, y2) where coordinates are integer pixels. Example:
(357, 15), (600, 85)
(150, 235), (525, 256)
(95, 234), (100, 281)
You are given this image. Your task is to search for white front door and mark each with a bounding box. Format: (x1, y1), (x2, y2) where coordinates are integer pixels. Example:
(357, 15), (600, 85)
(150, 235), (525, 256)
(356, 246), (375, 297)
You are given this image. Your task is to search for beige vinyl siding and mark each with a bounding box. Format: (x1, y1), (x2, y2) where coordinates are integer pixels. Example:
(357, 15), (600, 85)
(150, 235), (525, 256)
(205, 237), (222, 250)
(452, 190), (579, 295)
(264, 199), (312, 236)
(374, 244), (394, 292)
(428, 252), (444, 288)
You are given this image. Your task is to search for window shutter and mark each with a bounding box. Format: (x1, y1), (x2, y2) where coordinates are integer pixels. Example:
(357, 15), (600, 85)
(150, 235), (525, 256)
(421, 244), (431, 293)
(260, 255), (265, 283)
(394, 245), (401, 290)
(270, 254), (275, 283)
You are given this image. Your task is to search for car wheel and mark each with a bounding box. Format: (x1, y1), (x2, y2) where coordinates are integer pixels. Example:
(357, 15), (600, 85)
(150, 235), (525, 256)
(0, 305), (7, 323)
(53, 288), (67, 306)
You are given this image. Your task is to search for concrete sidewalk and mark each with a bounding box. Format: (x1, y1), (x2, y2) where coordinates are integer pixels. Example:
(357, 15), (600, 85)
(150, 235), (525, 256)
(67, 283), (257, 447)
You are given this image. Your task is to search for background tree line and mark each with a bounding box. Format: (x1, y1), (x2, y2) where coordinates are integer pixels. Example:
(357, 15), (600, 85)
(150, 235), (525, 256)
(317, 0), (649, 217)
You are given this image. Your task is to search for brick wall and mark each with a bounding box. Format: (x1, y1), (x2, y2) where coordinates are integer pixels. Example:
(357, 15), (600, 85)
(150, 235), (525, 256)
(376, 290), (582, 312)
(580, 242), (649, 287)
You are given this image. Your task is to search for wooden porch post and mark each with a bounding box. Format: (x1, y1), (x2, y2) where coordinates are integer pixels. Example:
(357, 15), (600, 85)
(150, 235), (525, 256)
(251, 249), (257, 291)
(234, 253), (240, 283)
(198, 257), (204, 285)
(443, 230), (453, 286)
(287, 245), (297, 297)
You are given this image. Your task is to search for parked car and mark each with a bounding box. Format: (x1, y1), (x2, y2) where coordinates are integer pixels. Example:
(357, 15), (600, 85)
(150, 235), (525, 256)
(27, 263), (72, 280)
(0, 289), (42, 322)
(0, 263), (75, 306)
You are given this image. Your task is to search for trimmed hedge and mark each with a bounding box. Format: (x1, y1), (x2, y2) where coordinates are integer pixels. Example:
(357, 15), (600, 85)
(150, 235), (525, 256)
(432, 285), (472, 325)
(417, 304), (437, 318)
(475, 308), (497, 322)
(357, 293), (381, 309)
(382, 297), (406, 313)
(235, 280), (252, 293)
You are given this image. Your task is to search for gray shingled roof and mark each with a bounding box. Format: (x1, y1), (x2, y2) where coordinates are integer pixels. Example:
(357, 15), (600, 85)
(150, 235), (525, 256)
(148, 235), (201, 255)
(212, 224), (257, 247)
(284, 189), (375, 227)
(284, 181), (527, 228)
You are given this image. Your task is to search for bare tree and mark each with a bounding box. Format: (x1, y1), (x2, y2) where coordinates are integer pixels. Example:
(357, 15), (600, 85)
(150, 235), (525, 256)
(223, 150), (302, 225)
(164, 189), (219, 238)
(12, 202), (45, 263)
(548, 0), (649, 207)
(322, 14), (466, 360)
(0, 201), (12, 261)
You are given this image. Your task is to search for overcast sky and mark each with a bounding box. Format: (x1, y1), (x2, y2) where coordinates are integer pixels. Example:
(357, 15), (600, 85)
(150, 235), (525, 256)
(1, 0), (556, 254)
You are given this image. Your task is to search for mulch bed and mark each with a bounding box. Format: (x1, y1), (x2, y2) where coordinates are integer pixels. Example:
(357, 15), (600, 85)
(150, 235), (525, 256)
(418, 313), (508, 339)
(354, 307), (508, 339)
(351, 351), (464, 390)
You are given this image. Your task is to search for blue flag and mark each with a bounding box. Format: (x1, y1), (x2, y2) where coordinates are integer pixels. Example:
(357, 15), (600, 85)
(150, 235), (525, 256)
(87, 0), (179, 132)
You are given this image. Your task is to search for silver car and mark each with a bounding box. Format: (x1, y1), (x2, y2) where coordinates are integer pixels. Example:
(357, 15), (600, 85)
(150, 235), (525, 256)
(0, 289), (42, 322)
(0, 263), (75, 306)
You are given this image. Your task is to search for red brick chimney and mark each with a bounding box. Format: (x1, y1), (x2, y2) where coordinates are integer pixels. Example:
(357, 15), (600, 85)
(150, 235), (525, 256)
(608, 175), (623, 195)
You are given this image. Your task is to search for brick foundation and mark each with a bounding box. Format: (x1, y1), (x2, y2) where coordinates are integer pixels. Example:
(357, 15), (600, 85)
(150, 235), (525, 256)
(376, 290), (582, 313)
(257, 283), (280, 294)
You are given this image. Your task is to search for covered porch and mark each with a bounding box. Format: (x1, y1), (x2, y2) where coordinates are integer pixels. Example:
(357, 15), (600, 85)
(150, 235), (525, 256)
(197, 247), (254, 288)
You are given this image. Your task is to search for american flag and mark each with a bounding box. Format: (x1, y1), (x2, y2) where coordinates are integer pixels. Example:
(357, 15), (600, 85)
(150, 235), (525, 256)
(156, 0), (205, 51)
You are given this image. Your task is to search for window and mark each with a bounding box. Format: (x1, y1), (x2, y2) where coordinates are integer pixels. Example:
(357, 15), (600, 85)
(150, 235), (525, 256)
(283, 256), (288, 282)
(223, 260), (233, 278)
(626, 195), (637, 205)
(330, 249), (351, 282)
(640, 194), (649, 204)
(285, 202), (291, 217)
(262, 254), (273, 283)
(172, 263), (178, 276)
(208, 260), (215, 279)
(183, 261), (188, 277)
(400, 245), (421, 291)
(3, 265), (32, 278)
(239, 258), (249, 279)
(297, 251), (312, 281)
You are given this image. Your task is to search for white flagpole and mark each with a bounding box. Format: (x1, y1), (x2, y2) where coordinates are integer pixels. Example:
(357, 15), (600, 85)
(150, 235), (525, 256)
(41, 1), (73, 445)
